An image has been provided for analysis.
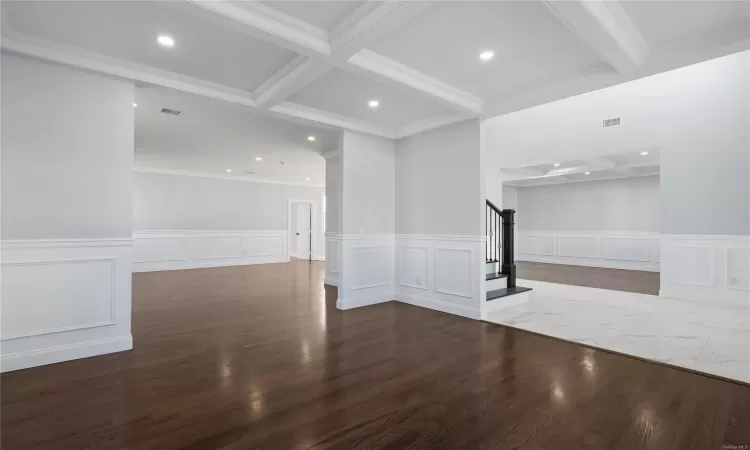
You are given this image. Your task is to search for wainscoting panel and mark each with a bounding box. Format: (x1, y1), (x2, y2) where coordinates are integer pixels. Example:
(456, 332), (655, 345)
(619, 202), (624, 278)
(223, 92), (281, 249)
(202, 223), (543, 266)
(1, 239), (133, 372)
(557, 236), (600, 259)
(516, 231), (660, 272)
(132, 230), (287, 272)
(660, 235), (750, 308)
(337, 235), (395, 310)
(397, 246), (429, 290)
(727, 247), (750, 291)
(395, 235), (484, 319)
(324, 234), (340, 286)
(517, 235), (554, 256)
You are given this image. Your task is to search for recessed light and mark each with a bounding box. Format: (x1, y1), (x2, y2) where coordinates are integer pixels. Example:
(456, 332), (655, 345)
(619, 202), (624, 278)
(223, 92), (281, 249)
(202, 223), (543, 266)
(641, 151), (649, 156)
(157, 35), (175, 48)
(255, 157), (262, 161)
(553, 163), (560, 167)
(133, 102), (138, 108)
(305, 177), (310, 180)
(479, 50), (494, 62)
(584, 172), (591, 175)
(368, 100), (379, 109)
(225, 169), (232, 173)
(307, 136), (316, 142)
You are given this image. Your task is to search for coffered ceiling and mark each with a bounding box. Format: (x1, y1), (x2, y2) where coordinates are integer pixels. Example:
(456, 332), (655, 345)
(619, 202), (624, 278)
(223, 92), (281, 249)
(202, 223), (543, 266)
(2, 0), (749, 141)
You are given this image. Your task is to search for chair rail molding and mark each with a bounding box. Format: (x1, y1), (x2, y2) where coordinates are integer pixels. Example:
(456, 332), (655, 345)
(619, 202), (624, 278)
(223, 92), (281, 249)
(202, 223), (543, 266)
(1, 238), (133, 372)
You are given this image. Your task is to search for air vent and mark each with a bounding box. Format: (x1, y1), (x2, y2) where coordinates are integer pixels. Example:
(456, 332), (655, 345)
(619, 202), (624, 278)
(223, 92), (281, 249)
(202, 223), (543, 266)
(603, 117), (620, 128)
(160, 108), (182, 116)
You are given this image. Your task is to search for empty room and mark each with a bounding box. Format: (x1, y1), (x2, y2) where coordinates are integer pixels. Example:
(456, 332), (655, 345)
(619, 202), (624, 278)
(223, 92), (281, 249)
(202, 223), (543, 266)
(1, 1), (749, 449)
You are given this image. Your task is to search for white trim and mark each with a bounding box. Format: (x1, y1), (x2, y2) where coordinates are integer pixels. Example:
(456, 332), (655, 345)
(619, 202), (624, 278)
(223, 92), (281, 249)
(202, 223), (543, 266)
(542, 0), (649, 74)
(270, 102), (395, 139)
(395, 116), (470, 139)
(2, 238), (133, 249)
(434, 248), (474, 298)
(324, 276), (339, 287)
(132, 230), (288, 272)
(181, 0), (330, 56)
(2, 31), (257, 108)
(397, 293), (480, 320)
(1, 336), (132, 373)
(133, 166), (324, 188)
(347, 49), (483, 115)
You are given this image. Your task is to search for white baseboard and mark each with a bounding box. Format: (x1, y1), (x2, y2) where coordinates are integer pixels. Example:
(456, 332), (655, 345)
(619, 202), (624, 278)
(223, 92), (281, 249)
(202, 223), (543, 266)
(397, 293), (481, 320)
(1, 335), (132, 372)
(133, 255), (287, 272)
(336, 293), (393, 310)
(313, 253), (325, 261)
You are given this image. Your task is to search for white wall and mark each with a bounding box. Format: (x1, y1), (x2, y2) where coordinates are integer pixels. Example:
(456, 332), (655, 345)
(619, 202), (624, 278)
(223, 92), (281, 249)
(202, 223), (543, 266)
(502, 185), (518, 210)
(393, 120), (486, 319)
(340, 131), (395, 235)
(487, 50), (750, 236)
(515, 176), (660, 232)
(487, 51), (750, 307)
(131, 170), (325, 270)
(1, 52), (134, 371)
(1, 52), (133, 239)
(396, 119), (483, 236)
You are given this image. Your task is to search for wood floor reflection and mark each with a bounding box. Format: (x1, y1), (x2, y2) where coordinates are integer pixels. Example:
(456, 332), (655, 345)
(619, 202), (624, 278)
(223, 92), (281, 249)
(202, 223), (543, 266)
(2, 260), (747, 449)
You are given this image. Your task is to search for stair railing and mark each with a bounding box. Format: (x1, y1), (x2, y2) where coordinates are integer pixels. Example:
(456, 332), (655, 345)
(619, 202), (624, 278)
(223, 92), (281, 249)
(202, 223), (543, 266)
(486, 200), (501, 264)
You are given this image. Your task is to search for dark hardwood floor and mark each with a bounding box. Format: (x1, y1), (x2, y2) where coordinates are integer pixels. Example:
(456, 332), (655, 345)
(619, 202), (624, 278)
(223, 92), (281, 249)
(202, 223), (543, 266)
(2, 260), (748, 449)
(517, 261), (661, 295)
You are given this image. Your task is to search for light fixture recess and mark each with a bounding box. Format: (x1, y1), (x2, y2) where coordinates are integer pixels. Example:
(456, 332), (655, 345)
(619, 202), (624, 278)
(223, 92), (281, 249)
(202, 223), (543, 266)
(255, 157), (262, 161)
(157, 35), (175, 47)
(553, 163), (560, 167)
(479, 50), (494, 61)
(307, 136), (316, 142)
(368, 100), (379, 108)
(584, 172), (591, 175)
(225, 169), (232, 173)
(641, 151), (649, 155)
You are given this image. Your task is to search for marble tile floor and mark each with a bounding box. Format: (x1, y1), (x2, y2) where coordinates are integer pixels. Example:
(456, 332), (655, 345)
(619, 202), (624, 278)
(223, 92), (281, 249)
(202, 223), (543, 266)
(485, 279), (750, 383)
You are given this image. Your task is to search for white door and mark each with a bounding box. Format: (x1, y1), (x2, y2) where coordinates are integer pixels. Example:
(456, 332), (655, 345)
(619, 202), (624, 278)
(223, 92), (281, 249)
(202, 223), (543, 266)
(295, 203), (311, 259)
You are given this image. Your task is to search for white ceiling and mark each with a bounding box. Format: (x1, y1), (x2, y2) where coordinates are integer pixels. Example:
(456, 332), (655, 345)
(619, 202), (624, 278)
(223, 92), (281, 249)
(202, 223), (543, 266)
(502, 149), (660, 187)
(134, 87), (331, 187)
(2, 0), (748, 182)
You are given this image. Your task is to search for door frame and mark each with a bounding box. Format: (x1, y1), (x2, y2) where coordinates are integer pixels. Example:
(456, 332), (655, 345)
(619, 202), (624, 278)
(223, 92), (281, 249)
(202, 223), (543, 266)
(287, 199), (316, 261)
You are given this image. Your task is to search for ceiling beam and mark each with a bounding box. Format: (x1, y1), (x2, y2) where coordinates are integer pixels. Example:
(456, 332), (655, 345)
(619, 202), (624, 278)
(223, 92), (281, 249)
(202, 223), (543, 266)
(346, 50), (483, 115)
(255, 1), (437, 110)
(1, 31), (257, 108)
(178, 0), (330, 57)
(543, 0), (649, 73)
(270, 102), (395, 139)
(395, 116), (468, 139)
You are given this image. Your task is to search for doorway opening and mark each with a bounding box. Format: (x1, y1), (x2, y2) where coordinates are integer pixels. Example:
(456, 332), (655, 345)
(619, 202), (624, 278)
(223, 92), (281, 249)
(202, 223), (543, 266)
(288, 200), (313, 260)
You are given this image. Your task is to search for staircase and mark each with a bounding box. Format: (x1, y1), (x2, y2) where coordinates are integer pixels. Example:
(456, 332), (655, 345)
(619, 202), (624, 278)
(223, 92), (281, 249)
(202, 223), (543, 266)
(485, 200), (531, 312)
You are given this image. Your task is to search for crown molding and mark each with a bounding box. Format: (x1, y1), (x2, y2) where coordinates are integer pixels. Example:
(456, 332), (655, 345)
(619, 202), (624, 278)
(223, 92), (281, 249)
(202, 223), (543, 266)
(1, 31), (257, 108)
(133, 167), (325, 188)
(271, 102), (396, 139)
(322, 149), (340, 160)
(346, 49), (484, 115)
(179, 0), (330, 57)
(395, 116), (469, 139)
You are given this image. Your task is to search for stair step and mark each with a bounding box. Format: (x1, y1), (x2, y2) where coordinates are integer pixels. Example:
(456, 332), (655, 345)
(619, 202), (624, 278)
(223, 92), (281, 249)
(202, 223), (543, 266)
(486, 272), (508, 281)
(487, 286), (532, 301)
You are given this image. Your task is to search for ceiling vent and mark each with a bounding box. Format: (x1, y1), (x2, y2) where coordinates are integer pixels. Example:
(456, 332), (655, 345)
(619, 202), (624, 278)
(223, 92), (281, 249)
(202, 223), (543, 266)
(160, 108), (182, 116)
(602, 117), (620, 128)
